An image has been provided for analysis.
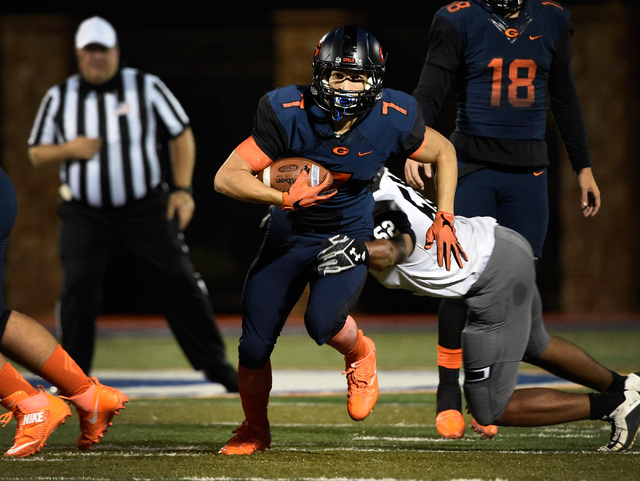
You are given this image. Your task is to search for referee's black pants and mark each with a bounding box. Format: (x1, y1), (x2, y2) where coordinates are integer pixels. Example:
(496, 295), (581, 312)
(56, 186), (229, 375)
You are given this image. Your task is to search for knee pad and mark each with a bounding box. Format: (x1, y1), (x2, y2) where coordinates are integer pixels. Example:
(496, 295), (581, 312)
(463, 370), (497, 426)
(304, 310), (336, 345)
(238, 336), (273, 370)
(463, 361), (518, 426)
(305, 312), (354, 346)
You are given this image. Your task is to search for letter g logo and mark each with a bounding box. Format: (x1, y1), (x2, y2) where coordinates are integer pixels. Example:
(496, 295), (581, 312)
(332, 146), (350, 156)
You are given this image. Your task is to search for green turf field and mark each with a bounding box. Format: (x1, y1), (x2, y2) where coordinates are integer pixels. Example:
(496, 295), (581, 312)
(0, 326), (638, 480)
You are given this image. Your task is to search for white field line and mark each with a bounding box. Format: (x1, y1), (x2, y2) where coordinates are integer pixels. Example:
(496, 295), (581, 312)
(23, 369), (577, 399)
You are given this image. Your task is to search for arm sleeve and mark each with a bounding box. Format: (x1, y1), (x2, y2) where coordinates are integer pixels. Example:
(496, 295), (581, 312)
(413, 64), (455, 127)
(412, 15), (461, 127)
(548, 21), (591, 172)
(235, 136), (274, 172)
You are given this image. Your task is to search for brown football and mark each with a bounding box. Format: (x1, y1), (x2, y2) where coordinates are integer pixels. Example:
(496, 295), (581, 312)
(256, 158), (333, 192)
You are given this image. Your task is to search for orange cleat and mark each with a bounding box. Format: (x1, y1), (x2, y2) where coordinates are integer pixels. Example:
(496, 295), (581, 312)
(471, 418), (499, 439)
(63, 377), (128, 450)
(218, 420), (271, 455)
(435, 409), (465, 439)
(344, 334), (378, 421)
(1, 387), (71, 457)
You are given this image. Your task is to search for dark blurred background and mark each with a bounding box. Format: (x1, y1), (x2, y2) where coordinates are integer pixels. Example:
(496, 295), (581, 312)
(1, 2), (638, 321)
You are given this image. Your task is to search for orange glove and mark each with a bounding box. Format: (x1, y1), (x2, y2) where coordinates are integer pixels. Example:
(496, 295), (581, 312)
(282, 167), (336, 211)
(425, 211), (468, 270)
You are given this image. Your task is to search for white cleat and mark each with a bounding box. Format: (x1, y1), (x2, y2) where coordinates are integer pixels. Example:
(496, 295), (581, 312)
(599, 390), (640, 452)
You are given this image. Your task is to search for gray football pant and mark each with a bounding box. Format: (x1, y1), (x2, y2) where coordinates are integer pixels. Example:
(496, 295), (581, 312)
(461, 226), (550, 425)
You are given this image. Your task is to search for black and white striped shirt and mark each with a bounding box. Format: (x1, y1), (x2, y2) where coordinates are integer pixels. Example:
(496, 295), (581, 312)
(28, 67), (190, 208)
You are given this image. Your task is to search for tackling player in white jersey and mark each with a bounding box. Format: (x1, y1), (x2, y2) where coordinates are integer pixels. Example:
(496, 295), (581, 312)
(316, 168), (640, 452)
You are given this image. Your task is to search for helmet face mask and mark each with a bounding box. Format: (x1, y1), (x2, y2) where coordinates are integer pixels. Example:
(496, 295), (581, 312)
(311, 26), (385, 120)
(483, 0), (525, 16)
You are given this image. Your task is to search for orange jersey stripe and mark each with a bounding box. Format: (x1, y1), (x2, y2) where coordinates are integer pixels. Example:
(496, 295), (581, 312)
(542, 1), (563, 10)
(235, 137), (274, 172)
(408, 127), (429, 160)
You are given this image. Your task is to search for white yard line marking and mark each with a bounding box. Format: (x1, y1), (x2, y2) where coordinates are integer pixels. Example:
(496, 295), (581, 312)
(24, 369), (575, 399)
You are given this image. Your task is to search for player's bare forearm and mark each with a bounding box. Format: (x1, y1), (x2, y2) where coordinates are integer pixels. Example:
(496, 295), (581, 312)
(431, 143), (457, 214)
(365, 234), (412, 271)
(409, 126), (457, 213)
(214, 151), (283, 206)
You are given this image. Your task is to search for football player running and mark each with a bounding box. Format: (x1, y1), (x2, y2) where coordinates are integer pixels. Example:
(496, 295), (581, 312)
(316, 168), (639, 453)
(214, 26), (466, 455)
(0, 166), (128, 457)
(407, 0), (601, 439)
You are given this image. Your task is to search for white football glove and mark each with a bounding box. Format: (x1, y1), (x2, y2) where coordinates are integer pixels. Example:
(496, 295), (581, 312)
(316, 234), (369, 276)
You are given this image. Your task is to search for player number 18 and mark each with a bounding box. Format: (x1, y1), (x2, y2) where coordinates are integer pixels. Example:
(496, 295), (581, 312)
(488, 58), (537, 108)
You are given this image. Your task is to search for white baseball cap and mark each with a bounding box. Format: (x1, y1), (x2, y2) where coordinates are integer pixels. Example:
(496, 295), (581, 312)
(75, 16), (118, 49)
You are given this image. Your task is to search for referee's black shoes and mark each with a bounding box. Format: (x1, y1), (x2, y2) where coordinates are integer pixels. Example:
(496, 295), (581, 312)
(204, 363), (239, 393)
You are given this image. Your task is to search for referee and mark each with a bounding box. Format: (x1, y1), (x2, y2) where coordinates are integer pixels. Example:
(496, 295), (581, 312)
(27, 16), (238, 392)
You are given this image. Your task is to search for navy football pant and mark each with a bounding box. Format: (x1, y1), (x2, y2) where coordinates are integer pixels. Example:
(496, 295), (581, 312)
(0, 167), (18, 340)
(239, 213), (368, 369)
(462, 226), (550, 425)
(454, 166), (549, 259)
(439, 165), (549, 353)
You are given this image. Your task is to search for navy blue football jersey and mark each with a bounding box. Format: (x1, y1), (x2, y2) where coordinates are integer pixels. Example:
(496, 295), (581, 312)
(428, 0), (572, 141)
(251, 85), (425, 236)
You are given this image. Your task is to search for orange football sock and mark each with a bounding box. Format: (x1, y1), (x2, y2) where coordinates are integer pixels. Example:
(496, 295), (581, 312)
(0, 362), (38, 401)
(327, 315), (364, 359)
(344, 328), (369, 365)
(37, 345), (91, 397)
(437, 345), (462, 370)
(239, 361), (272, 429)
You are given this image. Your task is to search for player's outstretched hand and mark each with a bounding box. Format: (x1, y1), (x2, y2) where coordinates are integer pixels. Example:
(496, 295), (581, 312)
(425, 211), (468, 270)
(282, 167), (336, 211)
(316, 234), (369, 276)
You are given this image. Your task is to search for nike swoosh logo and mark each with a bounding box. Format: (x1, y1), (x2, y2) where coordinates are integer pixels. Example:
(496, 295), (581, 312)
(358, 151), (373, 156)
(88, 398), (100, 424)
(533, 170), (544, 176)
(6, 440), (39, 454)
(530, 35), (543, 40)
